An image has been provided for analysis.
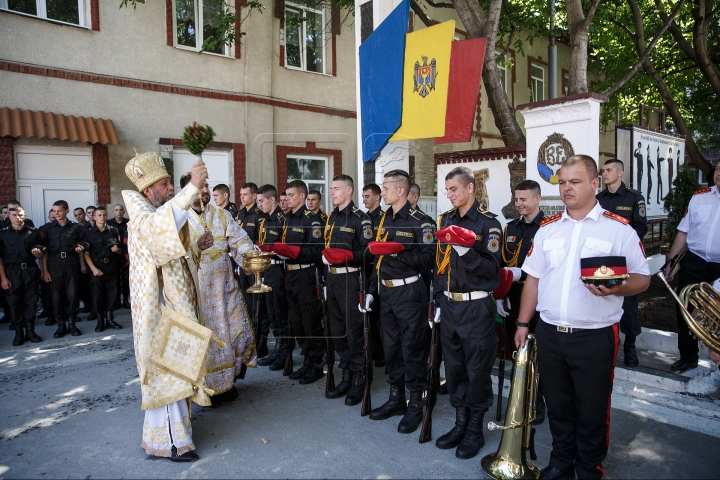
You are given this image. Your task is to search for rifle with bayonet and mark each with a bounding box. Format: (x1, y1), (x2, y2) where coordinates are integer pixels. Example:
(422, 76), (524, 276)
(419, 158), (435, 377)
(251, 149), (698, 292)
(316, 269), (335, 393)
(360, 269), (373, 416)
(419, 282), (440, 443)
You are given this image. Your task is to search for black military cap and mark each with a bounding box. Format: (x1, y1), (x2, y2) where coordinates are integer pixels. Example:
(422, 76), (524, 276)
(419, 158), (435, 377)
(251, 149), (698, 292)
(580, 256), (629, 287)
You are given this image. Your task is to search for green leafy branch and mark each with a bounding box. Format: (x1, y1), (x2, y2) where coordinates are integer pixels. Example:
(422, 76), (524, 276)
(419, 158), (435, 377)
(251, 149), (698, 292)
(182, 122), (216, 156)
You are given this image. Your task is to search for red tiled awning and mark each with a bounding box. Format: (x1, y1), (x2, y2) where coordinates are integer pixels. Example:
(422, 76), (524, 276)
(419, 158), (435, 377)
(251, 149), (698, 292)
(0, 107), (119, 145)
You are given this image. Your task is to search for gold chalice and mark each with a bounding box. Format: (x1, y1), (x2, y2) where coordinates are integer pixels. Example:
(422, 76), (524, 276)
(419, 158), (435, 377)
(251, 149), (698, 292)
(242, 250), (273, 293)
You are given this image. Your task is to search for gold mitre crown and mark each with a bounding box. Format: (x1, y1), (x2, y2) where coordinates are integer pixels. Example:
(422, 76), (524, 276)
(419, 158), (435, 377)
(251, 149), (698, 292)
(125, 151), (170, 192)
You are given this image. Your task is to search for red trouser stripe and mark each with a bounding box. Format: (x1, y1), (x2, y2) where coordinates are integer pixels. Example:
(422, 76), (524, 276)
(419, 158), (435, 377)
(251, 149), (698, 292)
(597, 323), (620, 478)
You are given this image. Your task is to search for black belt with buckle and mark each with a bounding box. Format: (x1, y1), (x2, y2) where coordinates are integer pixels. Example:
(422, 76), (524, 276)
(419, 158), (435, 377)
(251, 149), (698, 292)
(94, 257), (110, 264)
(556, 326), (587, 334)
(51, 251), (70, 258)
(8, 262), (29, 269)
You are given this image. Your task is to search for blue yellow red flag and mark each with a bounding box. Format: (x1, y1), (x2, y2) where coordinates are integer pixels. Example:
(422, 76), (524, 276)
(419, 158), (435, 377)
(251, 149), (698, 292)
(389, 20), (455, 142)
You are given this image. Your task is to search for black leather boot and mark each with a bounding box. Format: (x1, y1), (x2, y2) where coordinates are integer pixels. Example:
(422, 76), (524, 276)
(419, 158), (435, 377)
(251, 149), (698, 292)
(624, 336), (639, 367)
(68, 316), (82, 336)
(344, 371), (365, 406)
(269, 339), (288, 371)
(45, 315), (56, 326)
(54, 319), (67, 338)
(326, 369), (352, 399)
(289, 358), (311, 380)
(25, 318), (42, 343)
(257, 336), (269, 358)
(455, 410), (485, 459)
(12, 324), (24, 346)
(105, 312), (123, 329)
(87, 311), (98, 321)
(95, 312), (106, 332)
(369, 385), (407, 420)
(436, 407), (469, 449)
(258, 338), (283, 366)
(397, 390), (424, 434)
(299, 363), (324, 385)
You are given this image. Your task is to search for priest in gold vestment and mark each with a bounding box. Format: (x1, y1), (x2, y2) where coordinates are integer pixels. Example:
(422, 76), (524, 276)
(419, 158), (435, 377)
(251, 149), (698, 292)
(122, 153), (214, 462)
(180, 173), (258, 405)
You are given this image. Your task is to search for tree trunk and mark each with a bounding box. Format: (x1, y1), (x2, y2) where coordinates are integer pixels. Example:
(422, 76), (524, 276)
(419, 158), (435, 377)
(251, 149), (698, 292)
(565, 0), (601, 95)
(452, 0), (526, 146)
(692, 0), (720, 108)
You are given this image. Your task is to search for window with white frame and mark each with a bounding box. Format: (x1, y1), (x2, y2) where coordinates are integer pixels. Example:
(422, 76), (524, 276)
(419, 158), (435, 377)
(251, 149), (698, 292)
(285, 0), (325, 74)
(287, 155), (329, 212)
(0, 0), (84, 26)
(175, 0), (229, 55)
(531, 63), (545, 102)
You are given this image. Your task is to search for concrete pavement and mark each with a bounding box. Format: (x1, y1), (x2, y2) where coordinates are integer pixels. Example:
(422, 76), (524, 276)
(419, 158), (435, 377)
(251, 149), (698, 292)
(1, 310), (719, 479)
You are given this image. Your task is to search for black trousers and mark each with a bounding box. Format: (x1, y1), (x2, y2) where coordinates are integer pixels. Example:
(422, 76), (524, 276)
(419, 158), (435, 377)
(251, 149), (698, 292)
(79, 269), (92, 310)
(677, 251), (720, 361)
(326, 269), (364, 372)
(619, 295), (641, 339)
(369, 293), (383, 357)
(286, 267), (323, 362)
(241, 272), (270, 342)
(5, 264), (40, 324)
(90, 262), (119, 313)
(380, 280), (429, 392)
(536, 320), (619, 480)
(40, 277), (53, 315)
(439, 294), (497, 411)
(263, 264), (289, 338)
(47, 257), (80, 320)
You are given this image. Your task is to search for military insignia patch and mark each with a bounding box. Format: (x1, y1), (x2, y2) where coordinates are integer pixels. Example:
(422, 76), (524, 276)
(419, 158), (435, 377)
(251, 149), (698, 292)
(312, 227), (322, 239)
(363, 225), (373, 240)
(445, 233), (452, 241)
(487, 233), (500, 253)
(639, 204), (646, 217)
(423, 228), (434, 244)
(507, 236), (517, 243)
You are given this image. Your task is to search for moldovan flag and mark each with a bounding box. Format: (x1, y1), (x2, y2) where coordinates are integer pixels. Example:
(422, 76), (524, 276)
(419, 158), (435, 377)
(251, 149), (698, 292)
(389, 20), (455, 142)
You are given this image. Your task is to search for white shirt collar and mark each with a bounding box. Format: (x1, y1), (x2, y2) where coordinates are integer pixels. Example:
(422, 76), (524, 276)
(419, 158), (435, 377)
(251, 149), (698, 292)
(560, 201), (602, 223)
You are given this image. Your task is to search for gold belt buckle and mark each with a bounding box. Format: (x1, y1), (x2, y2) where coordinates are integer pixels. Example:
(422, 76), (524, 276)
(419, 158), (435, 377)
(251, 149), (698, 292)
(450, 292), (464, 302)
(557, 326), (568, 333)
(330, 266), (337, 274)
(384, 279), (394, 288)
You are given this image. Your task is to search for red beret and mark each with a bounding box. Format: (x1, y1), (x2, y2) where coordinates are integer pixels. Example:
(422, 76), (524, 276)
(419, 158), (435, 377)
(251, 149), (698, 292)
(322, 248), (355, 265)
(435, 226), (476, 247)
(493, 268), (514, 300)
(273, 242), (301, 259)
(368, 241), (405, 256)
(255, 243), (274, 253)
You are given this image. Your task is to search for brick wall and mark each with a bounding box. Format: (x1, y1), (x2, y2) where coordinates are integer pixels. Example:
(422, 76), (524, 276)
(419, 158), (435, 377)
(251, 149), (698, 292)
(0, 137), (15, 204)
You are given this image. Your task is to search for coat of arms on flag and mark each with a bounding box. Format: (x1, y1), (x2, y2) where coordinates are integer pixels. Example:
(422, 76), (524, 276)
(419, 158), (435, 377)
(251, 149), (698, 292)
(414, 56), (436, 98)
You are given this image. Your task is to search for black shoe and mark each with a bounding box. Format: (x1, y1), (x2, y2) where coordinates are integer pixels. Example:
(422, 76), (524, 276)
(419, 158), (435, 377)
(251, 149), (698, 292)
(397, 390), (424, 434)
(269, 350), (287, 371)
(624, 345), (639, 367)
(95, 313), (106, 332)
(87, 311), (98, 321)
(671, 358), (698, 374)
(289, 363), (311, 380)
(45, 316), (57, 326)
(299, 364), (324, 385)
(68, 317), (82, 336)
(258, 339), (284, 367)
(326, 369), (352, 399)
(539, 465), (576, 480)
(25, 321), (42, 343)
(38, 310), (49, 319)
(54, 321), (67, 338)
(438, 382), (449, 395)
(122, 301), (131, 309)
(436, 407), (469, 449)
(105, 313), (123, 329)
(344, 372), (365, 406)
(257, 339), (269, 358)
(533, 395), (546, 425)
(369, 385), (407, 420)
(12, 327), (24, 346)
(455, 410), (485, 459)
(169, 446), (199, 462)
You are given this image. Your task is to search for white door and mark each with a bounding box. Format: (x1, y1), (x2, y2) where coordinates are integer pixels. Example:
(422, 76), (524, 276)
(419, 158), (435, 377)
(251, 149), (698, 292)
(14, 147), (97, 224)
(172, 149), (233, 205)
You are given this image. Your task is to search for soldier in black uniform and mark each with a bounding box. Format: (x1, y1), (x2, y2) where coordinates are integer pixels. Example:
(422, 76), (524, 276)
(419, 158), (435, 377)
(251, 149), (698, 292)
(597, 159), (648, 367)
(275, 180), (326, 385)
(362, 183), (385, 367)
(0, 200), (35, 229)
(498, 179), (546, 425)
(367, 170), (436, 434)
(73, 207), (94, 320)
(40, 200), (87, 338)
(236, 182), (269, 356)
(322, 175), (373, 403)
(433, 166), (502, 459)
(83, 207), (124, 332)
(255, 185), (291, 371)
(107, 204), (130, 309)
(0, 206), (45, 346)
(38, 209), (56, 326)
(212, 183), (239, 218)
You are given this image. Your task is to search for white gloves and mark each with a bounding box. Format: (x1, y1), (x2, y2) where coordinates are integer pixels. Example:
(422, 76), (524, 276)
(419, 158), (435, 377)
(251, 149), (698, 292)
(358, 294), (374, 313)
(322, 255), (331, 265)
(452, 245), (470, 256)
(508, 267), (522, 282)
(253, 244), (262, 252)
(429, 307), (441, 327)
(496, 299), (510, 317)
(276, 254), (289, 260)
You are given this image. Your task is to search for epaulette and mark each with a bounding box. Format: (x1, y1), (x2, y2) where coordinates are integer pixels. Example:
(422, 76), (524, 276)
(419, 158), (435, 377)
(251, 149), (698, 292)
(478, 207), (496, 218)
(254, 207), (263, 214)
(627, 187), (642, 195)
(352, 206), (363, 217)
(694, 187), (712, 195)
(602, 210), (629, 225)
(276, 212), (285, 220)
(409, 208), (423, 220)
(540, 213), (562, 227)
(440, 208), (456, 217)
(304, 209), (314, 217)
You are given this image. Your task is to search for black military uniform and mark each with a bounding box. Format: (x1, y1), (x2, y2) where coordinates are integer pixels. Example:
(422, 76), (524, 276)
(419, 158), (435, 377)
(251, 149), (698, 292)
(281, 205), (325, 384)
(368, 202), (435, 433)
(76, 222), (94, 319)
(366, 206), (385, 366)
(40, 219), (86, 337)
(323, 201), (373, 403)
(224, 202), (239, 218)
(107, 216), (130, 309)
(256, 206), (290, 370)
(38, 220), (55, 326)
(0, 224), (43, 345)
(237, 203), (269, 354)
(0, 218), (35, 229)
(596, 182), (648, 366)
(433, 200), (502, 458)
(84, 224), (124, 332)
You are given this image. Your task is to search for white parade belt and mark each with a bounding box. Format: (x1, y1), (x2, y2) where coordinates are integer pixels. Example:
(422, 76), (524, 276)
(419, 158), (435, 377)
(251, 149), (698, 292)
(444, 290), (489, 302)
(286, 263), (313, 271)
(382, 275), (420, 288)
(329, 266), (360, 274)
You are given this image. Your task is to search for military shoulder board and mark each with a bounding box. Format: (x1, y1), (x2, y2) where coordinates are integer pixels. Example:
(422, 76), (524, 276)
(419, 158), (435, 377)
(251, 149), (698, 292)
(540, 213), (562, 227)
(627, 187), (642, 195)
(478, 208), (496, 218)
(694, 187), (712, 195)
(409, 209), (423, 220)
(602, 211), (629, 225)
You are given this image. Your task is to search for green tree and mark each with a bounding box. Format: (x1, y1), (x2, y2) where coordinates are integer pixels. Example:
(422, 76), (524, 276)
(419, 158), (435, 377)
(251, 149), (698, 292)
(662, 163), (700, 240)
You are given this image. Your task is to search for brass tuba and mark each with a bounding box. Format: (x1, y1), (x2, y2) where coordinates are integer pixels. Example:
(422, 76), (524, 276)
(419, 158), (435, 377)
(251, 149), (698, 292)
(658, 273), (720, 353)
(481, 334), (540, 480)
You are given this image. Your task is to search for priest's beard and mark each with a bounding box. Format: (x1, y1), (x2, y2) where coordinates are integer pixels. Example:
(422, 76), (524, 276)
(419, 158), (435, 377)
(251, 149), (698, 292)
(147, 186), (174, 208)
